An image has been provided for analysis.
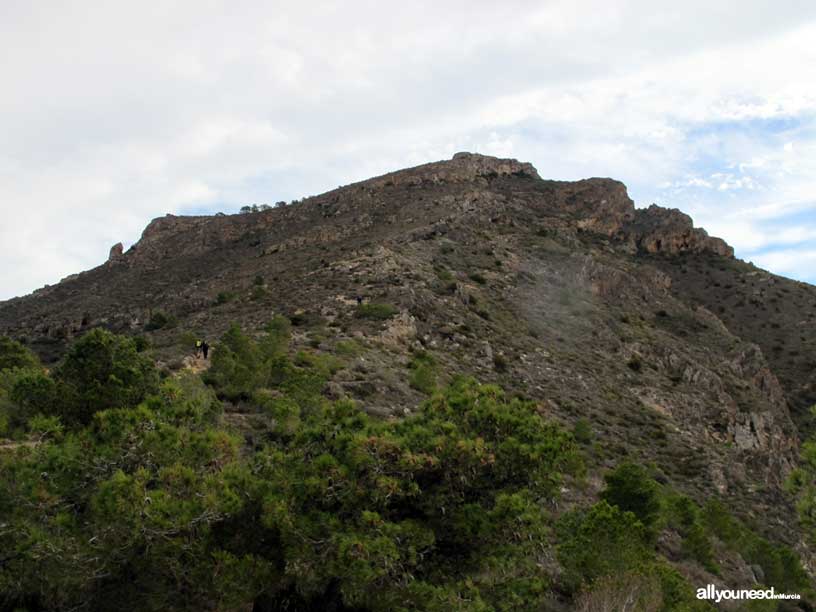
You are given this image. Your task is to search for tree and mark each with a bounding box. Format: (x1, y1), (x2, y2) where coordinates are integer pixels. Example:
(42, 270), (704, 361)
(8, 369), (57, 427)
(601, 462), (662, 534)
(557, 501), (653, 589)
(204, 323), (262, 401)
(0, 336), (40, 371)
(53, 329), (159, 425)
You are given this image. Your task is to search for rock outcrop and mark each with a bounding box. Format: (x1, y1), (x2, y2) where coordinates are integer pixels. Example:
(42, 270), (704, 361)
(108, 242), (124, 262)
(626, 205), (734, 257)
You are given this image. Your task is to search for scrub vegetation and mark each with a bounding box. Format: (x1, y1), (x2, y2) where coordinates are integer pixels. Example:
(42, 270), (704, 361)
(1, 329), (811, 611)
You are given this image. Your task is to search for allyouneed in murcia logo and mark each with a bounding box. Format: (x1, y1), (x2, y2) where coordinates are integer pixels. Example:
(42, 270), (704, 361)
(697, 584), (801, 603)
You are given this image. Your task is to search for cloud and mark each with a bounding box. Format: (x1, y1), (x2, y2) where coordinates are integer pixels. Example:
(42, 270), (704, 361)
(750, 249), (816, 281)
(1, 1), (816, 298)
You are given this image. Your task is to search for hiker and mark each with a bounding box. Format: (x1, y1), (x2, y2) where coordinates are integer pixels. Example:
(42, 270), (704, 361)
(202, 340), (210, 360)
(356, 295), (363, 305)
(195, 339), (202, 357)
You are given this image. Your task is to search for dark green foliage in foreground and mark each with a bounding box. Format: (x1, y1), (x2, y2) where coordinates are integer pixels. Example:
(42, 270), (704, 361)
(252, 379), (583, 611)
(0, 329), (158, 433)
(0, 374), (249, 612)
(52, 328), (160, 425)
(0, 336), (40, 371)
(7, 369), (57, 428)
(0, 371), (583, 611)
(0, 326), (812, 611)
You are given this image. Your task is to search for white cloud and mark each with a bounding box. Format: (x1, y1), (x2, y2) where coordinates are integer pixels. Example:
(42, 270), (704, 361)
(1, 1), (816, 298)
(750, 249), (816, 281)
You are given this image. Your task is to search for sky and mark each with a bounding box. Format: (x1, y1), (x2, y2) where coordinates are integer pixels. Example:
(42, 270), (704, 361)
(1, 1), (815, 300)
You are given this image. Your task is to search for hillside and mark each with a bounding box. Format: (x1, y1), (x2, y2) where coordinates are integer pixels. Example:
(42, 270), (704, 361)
(1, 153), (814, 610)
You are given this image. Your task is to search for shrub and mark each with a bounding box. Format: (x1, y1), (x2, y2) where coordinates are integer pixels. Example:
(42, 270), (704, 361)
(132, 335), (151, 352)
(145, 311), (176, 331)
(215, 291), (237, 305)
(493, 353), (508, 372)
(8, 369), (57, 427)
(601, 462), (662, 533)
(435, 266), (454, 282)
(355, 303), (399, 320)
(260, 316), (291, 359)
(250, 378), (582, 609)
(334, 339), (363, 357)
(204, 321), (330, 410)
(665, 494), (718, 572)
(557, 501), (653, 589)
(0, 336), (39, 371)
(408, 352), (437, 394)
(573, 418), (593, 445)
(469, 272), (486, 285)
(204, 323), (262, 401)
(53, 329), (160, 425)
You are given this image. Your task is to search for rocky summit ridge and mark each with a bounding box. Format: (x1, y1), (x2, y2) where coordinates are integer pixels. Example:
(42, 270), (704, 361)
(1, 153), (815, 571)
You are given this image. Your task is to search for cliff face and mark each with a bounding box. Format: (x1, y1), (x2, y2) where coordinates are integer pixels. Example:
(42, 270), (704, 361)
(0, 153), (810, 549)
(628, 205), (734, 257)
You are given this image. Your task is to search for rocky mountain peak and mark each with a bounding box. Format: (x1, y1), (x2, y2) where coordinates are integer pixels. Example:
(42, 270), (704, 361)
(1, 153), (814, 569)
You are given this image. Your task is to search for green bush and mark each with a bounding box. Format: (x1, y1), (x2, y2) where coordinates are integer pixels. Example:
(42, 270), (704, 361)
(573, 418), (593, 444)
(145, 311), (176, 331)
(204, 321), (329, 410)
(53, 329), (160, 425)
(665, 494), (718, 573)
(434, 266), (454, 282)
(0, 375), (584, 611)
(260, 316), (292, 358)
(203, 323), (262, 401)
(334, 339), (363, 357)
(355, 303), (399, 320)
(8, 369), (57, 428)
(251, 378), (582, 609)
(408, 352), (437, 394)
(557, 501), (652, 589)
(601, 462), (662, 534)
(215, 291), (237, 305)
(133, 335), (151, 352)
(0, 336), (40, 371)
(701, 499), (811, 595)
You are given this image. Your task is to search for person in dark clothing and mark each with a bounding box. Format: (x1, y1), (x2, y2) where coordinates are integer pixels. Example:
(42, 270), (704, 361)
(202, 341), (210, 359)
(356, 295), (363, 305)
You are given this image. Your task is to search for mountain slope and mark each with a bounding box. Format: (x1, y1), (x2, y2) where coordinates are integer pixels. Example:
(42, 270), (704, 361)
(0, 152), (811, 558)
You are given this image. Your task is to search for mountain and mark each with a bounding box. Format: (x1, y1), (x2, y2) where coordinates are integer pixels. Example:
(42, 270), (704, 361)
(1, 152), (814, 604)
